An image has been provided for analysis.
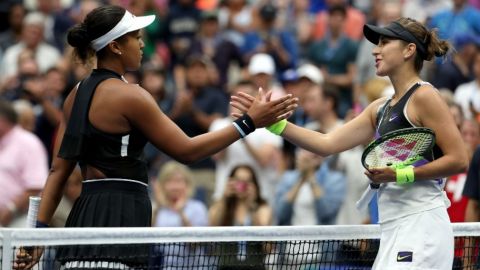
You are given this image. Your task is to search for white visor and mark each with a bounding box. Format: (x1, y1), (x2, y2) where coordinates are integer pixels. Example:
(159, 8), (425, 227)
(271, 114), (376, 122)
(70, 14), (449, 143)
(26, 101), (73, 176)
(90, 10), (155, 51)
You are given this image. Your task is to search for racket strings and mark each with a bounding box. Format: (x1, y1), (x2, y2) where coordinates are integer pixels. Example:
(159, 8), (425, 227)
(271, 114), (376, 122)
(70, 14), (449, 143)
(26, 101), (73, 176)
(365, 132), (434, 168)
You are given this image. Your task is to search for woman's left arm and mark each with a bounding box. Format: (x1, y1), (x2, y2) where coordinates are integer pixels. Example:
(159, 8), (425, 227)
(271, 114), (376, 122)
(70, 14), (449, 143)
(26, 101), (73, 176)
(411, 86), (469, 180)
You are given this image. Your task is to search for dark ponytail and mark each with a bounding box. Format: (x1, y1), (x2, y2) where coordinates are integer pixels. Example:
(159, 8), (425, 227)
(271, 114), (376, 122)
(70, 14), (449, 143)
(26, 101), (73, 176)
(396, 17), (452, 72)
(67, 23), (94, 63)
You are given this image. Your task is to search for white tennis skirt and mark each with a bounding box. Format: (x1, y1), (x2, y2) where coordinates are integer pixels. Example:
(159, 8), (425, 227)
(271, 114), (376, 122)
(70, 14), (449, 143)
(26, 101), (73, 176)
(373, 206), (453, 270)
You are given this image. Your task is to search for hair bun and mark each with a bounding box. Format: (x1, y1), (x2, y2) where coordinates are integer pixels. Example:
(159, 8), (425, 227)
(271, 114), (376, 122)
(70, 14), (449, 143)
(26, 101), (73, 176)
(67, 24), (91, 48)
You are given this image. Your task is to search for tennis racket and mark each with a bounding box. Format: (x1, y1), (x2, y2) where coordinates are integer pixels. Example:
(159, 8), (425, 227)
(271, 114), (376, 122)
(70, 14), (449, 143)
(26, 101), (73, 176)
(355, 127), (436, 210)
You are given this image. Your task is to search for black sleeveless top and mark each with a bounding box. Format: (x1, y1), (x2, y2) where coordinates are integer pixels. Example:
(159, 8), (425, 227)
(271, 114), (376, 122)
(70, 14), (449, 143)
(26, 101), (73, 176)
(58, 69), (149, 182)
(376, 82), (443, 161)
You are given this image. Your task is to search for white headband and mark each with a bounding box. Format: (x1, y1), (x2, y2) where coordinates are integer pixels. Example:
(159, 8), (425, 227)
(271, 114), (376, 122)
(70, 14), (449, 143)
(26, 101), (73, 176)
(90, 10), (155, 52)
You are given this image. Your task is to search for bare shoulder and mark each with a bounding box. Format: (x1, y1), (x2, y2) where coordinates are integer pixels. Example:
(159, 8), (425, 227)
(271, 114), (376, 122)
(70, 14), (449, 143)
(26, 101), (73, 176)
(364, 96), (390, 121)
(101, 79), (156, 108)
(411, 83), (443, 104)
(367, 96), (390, 111)
(409, 83), (451, 125)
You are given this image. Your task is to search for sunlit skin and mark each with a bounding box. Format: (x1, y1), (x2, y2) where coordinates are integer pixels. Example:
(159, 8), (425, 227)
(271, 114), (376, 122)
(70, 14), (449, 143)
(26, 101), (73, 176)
(116, 30), (145, 71)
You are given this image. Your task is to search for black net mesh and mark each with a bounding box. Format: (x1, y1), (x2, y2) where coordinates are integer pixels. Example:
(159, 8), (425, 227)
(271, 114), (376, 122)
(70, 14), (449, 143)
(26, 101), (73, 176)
(9, 236), (480, 270)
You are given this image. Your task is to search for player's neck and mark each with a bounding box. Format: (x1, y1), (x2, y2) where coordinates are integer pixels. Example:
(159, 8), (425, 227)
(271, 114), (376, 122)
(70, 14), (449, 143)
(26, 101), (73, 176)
(389, 70), (421, 101)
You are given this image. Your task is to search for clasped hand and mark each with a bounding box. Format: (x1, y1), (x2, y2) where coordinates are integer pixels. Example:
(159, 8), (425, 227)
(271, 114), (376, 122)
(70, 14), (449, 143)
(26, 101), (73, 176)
(230, 88), (298, 128)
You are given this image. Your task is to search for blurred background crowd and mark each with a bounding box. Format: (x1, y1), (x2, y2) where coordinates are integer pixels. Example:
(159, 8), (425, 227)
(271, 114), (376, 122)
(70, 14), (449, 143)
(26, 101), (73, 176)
(1, 0), (480, 241)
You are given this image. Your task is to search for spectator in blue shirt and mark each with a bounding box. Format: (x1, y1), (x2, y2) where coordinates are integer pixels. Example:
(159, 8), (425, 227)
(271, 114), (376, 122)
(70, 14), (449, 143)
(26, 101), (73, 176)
(428, 0), (480, 41)
(275, 147), (346, 226)
(241, 3), (298, 77)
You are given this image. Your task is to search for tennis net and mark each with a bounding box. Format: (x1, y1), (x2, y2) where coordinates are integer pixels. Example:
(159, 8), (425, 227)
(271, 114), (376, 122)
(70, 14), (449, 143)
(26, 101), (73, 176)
(1, 223), (480, 269)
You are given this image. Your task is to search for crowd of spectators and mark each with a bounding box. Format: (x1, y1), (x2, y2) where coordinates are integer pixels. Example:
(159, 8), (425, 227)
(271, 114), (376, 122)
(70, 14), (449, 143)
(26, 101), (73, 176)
(1, 0), (480, 236)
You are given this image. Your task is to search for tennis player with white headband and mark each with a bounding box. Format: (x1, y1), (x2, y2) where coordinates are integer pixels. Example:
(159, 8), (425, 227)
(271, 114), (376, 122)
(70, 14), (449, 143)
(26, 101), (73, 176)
(232, 17), (468, 269)
(89, 9), (154, 52)
(13, 5), (298, 270)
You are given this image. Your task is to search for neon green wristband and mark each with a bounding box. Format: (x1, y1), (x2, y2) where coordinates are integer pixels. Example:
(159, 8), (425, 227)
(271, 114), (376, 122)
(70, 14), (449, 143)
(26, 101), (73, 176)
(396, 166), (415, 185)
(266, 119), (288, 135)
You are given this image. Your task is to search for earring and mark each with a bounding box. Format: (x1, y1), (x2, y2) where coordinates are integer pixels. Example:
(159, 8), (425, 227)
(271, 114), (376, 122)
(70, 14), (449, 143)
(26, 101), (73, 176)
(118, 52), (122, 55)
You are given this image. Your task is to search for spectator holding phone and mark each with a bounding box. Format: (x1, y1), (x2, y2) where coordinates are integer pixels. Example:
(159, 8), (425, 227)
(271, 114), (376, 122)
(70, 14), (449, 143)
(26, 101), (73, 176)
(209, 164), (272, 269)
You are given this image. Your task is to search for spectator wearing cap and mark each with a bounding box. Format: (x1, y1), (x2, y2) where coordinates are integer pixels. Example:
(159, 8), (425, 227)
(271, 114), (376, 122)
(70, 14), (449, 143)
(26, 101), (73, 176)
(0, 12), (61, 84)
(242, 2), (298, 77)
(247, 53), (286, 101)
(432, 33), (480, 92)
(190, 10), (245, 92)
(454, 46), (480, 120)
(428, 0), (480, 41)
(280, 69), (300, 99)
(277, 64), (324, 171)
(279, 68), (304, 171)
(285, 62), (323, 126)
(313, 0), (366, 41)
(308, 5), (358, 118)
(297, 63), (324, 93)
(169, 54), (229, 205)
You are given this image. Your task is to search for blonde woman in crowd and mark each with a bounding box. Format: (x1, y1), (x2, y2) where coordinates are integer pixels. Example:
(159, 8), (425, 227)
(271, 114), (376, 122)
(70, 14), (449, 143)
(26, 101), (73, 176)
(152, 161), (208, 228)
(151, 161), (211, 269)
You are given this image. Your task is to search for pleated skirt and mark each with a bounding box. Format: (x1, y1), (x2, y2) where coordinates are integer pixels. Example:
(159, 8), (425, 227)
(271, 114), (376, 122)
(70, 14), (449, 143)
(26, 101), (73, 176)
(56, 179), (152, 269)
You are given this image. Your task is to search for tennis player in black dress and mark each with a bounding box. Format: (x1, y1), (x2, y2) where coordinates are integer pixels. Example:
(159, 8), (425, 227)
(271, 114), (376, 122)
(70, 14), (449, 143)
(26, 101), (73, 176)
(14, 5), (297, 270)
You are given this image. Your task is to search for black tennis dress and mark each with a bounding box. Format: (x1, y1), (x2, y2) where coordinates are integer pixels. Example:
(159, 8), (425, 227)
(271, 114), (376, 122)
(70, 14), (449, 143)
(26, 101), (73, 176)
(376, 82), (442, 161)
(56, 69), (151, 269)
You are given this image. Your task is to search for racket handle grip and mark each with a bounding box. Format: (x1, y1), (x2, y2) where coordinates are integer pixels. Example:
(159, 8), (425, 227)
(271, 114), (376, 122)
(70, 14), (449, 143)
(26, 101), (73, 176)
(26, 196), (41, 228)
(356, 183), (379, 211)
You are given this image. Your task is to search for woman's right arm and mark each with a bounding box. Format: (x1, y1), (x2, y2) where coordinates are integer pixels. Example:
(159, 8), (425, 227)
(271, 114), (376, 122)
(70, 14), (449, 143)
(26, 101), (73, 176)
(126, 85), (296, 164)
(36, 92), (77, 225)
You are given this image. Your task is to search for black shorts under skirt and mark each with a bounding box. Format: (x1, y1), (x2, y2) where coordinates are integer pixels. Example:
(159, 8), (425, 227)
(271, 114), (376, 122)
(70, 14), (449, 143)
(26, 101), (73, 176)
(56, 180), (152, 269)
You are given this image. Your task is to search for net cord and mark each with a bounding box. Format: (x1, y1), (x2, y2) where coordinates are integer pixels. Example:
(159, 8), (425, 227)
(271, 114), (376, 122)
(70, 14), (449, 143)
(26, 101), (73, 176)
(2, 223), (480, 247)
